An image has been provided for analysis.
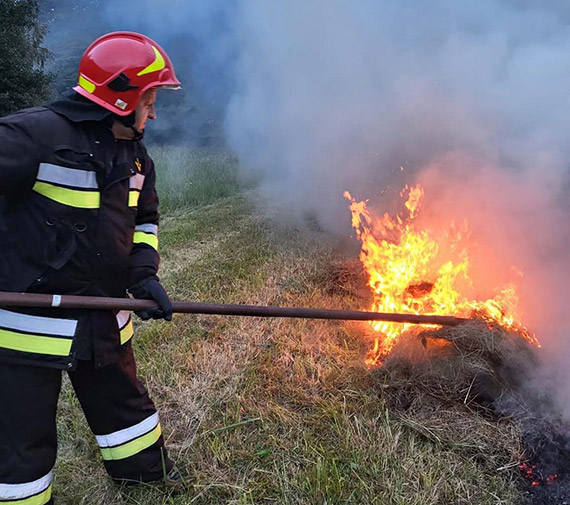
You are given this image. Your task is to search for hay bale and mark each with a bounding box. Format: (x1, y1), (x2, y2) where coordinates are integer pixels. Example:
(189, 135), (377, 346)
(373, 319), (570, 502)
(379, 318), (539, 408)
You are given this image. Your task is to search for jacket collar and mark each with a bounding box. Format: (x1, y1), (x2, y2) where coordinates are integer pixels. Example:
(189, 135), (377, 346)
(46, 94), (145, 140)
(45, 93), (114, 125)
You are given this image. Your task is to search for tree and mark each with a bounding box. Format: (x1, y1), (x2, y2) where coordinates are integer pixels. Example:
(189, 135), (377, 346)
(0, 0), (51, 116)
(39, 1), (105, 100)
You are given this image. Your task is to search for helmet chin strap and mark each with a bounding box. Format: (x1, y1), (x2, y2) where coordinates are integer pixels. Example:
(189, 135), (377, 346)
(114, 112), (144, 140)
(129, 126), (145, 141)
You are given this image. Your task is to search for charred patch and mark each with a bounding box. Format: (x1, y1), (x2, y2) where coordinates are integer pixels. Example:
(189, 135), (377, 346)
(519, 424), (570, 504)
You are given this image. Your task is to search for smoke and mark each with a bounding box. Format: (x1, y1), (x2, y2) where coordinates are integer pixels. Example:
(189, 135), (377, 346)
(225, 1), (570, 225)
(98, 0), (239, 143)
(43, 2), (570, 411)
(221, 0), (570, 415)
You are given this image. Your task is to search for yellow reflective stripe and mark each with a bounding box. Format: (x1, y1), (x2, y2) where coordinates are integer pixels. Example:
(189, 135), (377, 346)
(0, 485), (52, 505)
(120, 319), (134, 345)
(129, 190), (140, 207)
(100, 423), (162, 461)
(133, 231), (158, 251)
(78, 75), (96, 94)
(137, 46), (166, 76)
(33, 181), (100, 209)
(96, 413), (158, 448)
(0, 328), (72, 356)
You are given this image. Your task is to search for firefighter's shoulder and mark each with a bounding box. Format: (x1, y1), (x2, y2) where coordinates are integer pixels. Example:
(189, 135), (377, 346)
(0, 106), (68, 134)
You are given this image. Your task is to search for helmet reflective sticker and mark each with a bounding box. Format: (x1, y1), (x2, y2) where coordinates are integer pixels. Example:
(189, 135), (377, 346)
(114, 99), (128, 110)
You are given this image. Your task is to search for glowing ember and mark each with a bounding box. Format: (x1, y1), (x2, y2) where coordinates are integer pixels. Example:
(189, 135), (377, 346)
(345, 185), (540, 365)
(519, 462), (559, 487)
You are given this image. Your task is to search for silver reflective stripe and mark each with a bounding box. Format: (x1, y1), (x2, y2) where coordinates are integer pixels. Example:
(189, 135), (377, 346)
(0, 309), (77, 337)
(0, 471), (52, 500)
(37, 163), (98, 189)
(96, 412), (159, 448)
(129, 173), (145, 190)
(116, 310), (131, 330)
(134, 223), (158, 235)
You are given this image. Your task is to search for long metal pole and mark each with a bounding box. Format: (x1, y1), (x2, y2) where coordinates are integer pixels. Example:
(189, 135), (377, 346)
(0, 292), (468, 326)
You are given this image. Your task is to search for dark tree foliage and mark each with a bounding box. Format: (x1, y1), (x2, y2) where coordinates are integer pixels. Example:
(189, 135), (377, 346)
(0, 0), (51, 116)
(39, 1), (106, 100)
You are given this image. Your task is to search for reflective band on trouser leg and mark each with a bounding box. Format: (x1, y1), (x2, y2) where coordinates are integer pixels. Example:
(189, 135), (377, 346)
(96, 413), (162, 461)
(0, 309), (76, 356)
(33, 182), (100, 209)
(0, 471), (53, 505)
(116, 311), (134, 345)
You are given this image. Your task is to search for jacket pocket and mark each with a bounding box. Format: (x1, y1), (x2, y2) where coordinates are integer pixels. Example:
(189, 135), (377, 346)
(52, 144), (99, 169)
(46, 220), (78, 270)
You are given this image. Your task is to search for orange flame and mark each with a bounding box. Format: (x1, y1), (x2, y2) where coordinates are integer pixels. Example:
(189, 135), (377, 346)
(345, 185), (540, 365)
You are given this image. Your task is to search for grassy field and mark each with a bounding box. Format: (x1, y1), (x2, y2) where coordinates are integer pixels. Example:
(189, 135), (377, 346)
(53, 147), (527, 504)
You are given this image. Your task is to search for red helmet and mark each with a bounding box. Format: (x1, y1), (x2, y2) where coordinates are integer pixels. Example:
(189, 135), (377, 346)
(73, 31), (181, 116)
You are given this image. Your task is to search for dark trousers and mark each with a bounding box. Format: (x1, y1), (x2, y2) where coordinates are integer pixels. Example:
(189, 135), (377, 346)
(0, 344), (172, 504)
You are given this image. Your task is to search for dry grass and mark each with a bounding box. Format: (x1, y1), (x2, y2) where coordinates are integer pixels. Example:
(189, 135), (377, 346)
(52, 151), (533, 504)
(377, 322), (534, 471)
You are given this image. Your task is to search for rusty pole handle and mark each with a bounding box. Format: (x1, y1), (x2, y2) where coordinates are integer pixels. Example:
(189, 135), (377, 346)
(0, 292), (468, 326)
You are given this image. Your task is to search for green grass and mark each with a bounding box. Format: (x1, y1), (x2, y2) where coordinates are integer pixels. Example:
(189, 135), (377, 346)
(152, 146), (256, 213)
(53, 146), (524, 504)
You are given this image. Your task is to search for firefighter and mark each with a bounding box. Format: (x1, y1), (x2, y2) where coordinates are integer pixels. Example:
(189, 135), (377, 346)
(0, 32), (183, 504)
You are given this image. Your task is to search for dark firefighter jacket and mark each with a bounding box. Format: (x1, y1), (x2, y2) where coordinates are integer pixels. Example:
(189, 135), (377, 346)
(0, 95), (161, 370)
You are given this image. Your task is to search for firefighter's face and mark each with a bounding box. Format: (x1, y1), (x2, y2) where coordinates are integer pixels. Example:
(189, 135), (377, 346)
(134, 89), (157, 132)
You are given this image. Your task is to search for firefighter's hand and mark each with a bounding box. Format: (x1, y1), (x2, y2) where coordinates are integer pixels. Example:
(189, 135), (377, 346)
(129, 278), (173, 321)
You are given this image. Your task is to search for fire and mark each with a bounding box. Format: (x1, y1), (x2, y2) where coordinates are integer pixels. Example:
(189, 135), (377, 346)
(345, 185), (540, 365)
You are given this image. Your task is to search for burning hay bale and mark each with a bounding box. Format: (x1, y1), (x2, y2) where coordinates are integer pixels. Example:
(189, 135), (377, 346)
(379, 319), (536, 407)
(345, 186), (541, 366)
(373, 320), (570, 504)
(341, 182), (570, 502)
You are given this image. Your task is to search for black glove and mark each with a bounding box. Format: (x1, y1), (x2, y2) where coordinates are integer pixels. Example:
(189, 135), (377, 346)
(129, 278), (173, 321)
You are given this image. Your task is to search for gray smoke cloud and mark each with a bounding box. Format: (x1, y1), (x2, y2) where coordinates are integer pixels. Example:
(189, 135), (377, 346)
(225, 1), (570, 226)
(223, 0), (570, 381)
(44, 1), (570, 411)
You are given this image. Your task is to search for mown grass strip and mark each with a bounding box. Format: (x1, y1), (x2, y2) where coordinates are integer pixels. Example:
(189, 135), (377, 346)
(52, 147), (523, 505)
